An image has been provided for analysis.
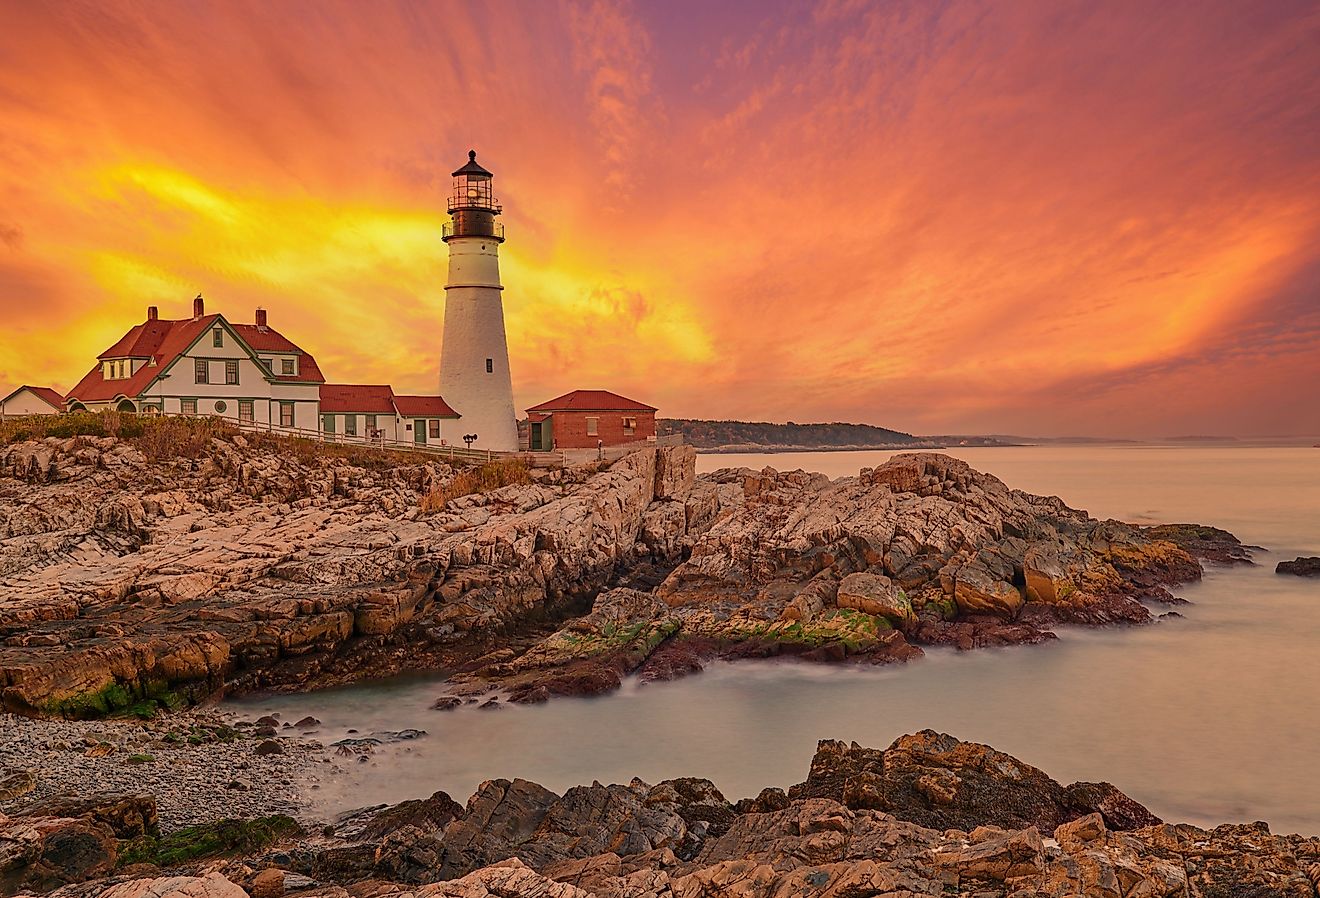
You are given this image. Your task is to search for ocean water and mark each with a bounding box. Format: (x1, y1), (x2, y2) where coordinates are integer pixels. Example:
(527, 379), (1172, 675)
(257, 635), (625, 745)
(231, 447), (1320, 834)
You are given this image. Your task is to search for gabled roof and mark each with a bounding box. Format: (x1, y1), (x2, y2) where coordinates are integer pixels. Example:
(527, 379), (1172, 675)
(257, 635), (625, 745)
(526, 390), (656, 413)
(1, 385), (65, 409)
(68, 308), (325, 403)
(320, 384), (397, 414)
(99, 320), (176, 360)
(394, 395), (460, 419)
(234, 324), (325, 383)
(70, 314), (218, 403)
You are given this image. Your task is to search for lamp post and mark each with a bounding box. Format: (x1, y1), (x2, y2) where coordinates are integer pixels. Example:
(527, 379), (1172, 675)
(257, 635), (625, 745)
(463, 433), (478, 450)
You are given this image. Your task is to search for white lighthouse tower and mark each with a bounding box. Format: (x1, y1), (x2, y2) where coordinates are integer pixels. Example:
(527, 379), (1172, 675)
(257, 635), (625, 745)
(439, 150), (519, 452)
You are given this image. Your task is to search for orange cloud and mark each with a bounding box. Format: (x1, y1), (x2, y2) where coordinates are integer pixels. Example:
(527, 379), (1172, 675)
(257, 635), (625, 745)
(0, 0), (1317, 436)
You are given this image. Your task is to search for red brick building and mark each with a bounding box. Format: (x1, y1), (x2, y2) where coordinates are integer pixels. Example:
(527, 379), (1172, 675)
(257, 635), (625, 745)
(525, 390), (657, 450)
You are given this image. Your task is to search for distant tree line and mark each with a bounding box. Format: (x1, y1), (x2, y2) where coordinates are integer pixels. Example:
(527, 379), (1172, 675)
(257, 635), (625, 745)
(657, 418), (921, 449)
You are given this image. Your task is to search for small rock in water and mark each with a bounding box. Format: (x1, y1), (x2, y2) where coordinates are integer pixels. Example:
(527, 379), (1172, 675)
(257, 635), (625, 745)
(1276, 556), (1320, 577)
(254, 726), (279, 738)
(255, 715), (280, 727)
(480, 698), (501, 710)
(430, 697), (461, 711)
(294, 716), (320, 728)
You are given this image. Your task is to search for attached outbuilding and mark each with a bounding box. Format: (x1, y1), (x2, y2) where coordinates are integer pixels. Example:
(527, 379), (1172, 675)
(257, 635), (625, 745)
(524, 390), (657, 450)
(393, 395), (462, 446)
(0, 385), (65, 418)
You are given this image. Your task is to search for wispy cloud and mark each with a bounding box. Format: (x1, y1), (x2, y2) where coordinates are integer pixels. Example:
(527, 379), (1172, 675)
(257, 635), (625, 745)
(0, 0), (1316, 436)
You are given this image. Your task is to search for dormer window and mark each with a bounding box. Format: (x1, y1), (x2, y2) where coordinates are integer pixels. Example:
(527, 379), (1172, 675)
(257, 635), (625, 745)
(281, 358), (295, 376)
(103, 359), (131, 380)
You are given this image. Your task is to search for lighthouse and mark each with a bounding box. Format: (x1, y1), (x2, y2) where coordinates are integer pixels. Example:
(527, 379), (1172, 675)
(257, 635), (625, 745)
(439, 150), (519, 452)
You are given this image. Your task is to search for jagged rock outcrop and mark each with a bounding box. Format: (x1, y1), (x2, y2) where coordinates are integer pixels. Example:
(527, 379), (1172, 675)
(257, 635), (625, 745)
(29, 732), (1320, 898)
(0, 434), (700, 717)
(442, 453), (1211, 702)
(787, 732), (1161, 833)
(2, 437), (1224, 717)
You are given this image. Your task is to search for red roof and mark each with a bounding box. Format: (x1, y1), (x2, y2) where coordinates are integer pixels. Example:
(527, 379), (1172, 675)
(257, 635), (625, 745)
(394, 395), (460, 418)
(320, 384), (396, 413)
(526, 390), (656, 413)
(1, 385), (65, 409)
(68, 309), (324, 403)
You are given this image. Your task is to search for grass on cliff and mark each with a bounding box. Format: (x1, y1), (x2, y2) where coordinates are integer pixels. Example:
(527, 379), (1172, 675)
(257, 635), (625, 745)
(420, 458), (533, 512)
(0, 411), (445, 469)
(118, 816), (302, 868)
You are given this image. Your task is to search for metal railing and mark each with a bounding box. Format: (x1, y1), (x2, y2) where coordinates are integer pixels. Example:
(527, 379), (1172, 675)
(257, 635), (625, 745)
(231, 418), (511, 464)
(442, 220), (505, 240)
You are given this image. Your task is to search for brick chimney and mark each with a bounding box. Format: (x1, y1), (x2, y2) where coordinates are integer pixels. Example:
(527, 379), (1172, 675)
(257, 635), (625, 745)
(255, 308), (268, 331)
(193, 294), (204, 319)
(147, 306), (158, 321)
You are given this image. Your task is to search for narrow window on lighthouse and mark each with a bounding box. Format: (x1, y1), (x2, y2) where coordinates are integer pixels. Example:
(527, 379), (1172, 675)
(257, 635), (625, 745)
(486, 358), (493, 373)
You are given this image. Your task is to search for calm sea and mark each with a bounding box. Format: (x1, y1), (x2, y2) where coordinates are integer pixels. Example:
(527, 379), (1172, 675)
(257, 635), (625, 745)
(232, 446), (1320, 834)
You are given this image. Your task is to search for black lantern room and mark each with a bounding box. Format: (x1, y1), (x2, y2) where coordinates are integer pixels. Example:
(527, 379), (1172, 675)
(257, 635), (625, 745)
(444, 150), (504, 243)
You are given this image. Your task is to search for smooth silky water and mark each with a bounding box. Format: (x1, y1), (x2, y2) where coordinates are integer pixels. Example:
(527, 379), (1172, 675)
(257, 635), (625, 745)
(230, 446), (1320, 834)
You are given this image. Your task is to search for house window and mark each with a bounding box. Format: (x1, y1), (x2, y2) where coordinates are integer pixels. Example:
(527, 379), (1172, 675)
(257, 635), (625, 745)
(195, 359), (209, 384)
(365, 414), (377, 433)
(225, 360), (239, 385)
(322, 414), (336, 435)
(344, 415), (357, 437)
(586, 417), (599, 436)
(428, 420), (441, 439)
(214, 400), (228, 415)
(260, 358), (273, 372)
(181, 398), (197, 415)
(239, 400), (254, 423)
(279, 402), (294, 428)
(281, 359), (295, 376)
(623, 416), (636, 436)
(486, 358), (493, 373)
(213, 328), (223, 348)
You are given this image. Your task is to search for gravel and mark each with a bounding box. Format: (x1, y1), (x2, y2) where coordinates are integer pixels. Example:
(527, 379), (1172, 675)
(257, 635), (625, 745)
(0, 708), (331, 831)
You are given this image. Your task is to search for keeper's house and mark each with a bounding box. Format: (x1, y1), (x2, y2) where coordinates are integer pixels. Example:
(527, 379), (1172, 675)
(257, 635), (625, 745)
(525, 390), (657, 450)
(64, 296), (325, 429)
(53, 296), (458, 442)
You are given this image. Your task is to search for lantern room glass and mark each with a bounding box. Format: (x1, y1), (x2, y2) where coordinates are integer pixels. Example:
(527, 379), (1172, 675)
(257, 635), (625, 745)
(451, 174), (495, 211)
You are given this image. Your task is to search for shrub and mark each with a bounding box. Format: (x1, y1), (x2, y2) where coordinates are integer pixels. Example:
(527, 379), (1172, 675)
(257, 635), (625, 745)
(420, 458), (533, 512)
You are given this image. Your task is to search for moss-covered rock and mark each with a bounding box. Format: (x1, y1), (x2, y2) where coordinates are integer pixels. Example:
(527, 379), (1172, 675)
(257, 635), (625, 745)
(117, 815), (302, 869)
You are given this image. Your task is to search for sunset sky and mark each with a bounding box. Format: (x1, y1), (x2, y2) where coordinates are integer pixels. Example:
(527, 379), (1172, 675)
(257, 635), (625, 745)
(1, 0), (1317, 437)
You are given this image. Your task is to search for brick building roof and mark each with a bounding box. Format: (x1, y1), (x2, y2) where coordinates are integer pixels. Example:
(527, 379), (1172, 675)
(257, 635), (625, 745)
(526, 390), (656, 413)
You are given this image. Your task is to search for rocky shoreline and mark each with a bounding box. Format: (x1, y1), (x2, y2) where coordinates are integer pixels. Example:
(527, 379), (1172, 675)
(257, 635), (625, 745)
(0, 710), (320, 831)
(0, 432), (1250, 720)
(4, 729), (1318, 897)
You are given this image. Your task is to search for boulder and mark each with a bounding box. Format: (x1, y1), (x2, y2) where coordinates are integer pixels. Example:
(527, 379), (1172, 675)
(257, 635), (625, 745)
(788, 731), (1159, 833)
(836, 572), (916, 630)
(17, 793), (159, 839)
(949, 561), (1024, 618)
(1277, 556), (1320, 577)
